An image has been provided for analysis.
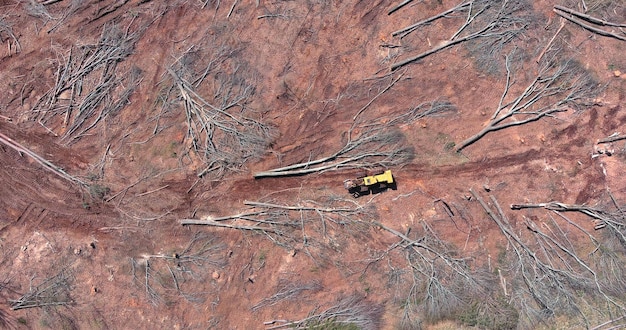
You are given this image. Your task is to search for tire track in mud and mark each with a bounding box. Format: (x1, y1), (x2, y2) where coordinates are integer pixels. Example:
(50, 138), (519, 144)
(405, 148), (543, 179)
(243, 142), (608, 207)
(242, 148), (544, 194)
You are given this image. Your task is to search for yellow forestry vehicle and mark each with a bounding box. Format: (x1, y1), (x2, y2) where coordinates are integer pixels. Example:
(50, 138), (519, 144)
(343, 170), (395, 198)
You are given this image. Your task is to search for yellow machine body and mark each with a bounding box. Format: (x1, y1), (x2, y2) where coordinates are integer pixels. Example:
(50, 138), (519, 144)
(344, 170), (395, 198)
(362, 170), (394, 186)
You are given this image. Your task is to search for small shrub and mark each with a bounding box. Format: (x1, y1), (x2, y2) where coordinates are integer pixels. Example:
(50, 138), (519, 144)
(89, 184), (110, 200)
(458, 298), (519, 330)
(305, 319), (360, 330)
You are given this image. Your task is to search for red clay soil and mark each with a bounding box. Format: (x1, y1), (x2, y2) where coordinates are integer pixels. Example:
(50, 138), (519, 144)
(0, 0), (625, 329)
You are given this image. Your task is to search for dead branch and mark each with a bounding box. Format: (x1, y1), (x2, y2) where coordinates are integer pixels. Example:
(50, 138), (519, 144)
(524, 215), (604, 287)
(0, 17), (21, 54)
(199, 0), (218, 9)
(0, 308), (9, 329)
(25, 0), (55, 24)
(135, 185), (169, 197)
(63, 67), (142, 144)
(387, 99), (456, 126)
(105, 174), (148, 203)
(374, 217), (505, 325)
(257, 11), (292, 20)
(591, 316), (626, 330)
(115, 205), (174, 222)
(182, 199), (371, 228)
(141, 235), (226, 270)
(513, 198), (626, 245)
(144, 259), (160, 305)
(47, 0), (87, 33)
(392, 33), (472, 71)
(252, 279), (321, 312)
(226, 0), (238, 18)
(536, 18), (565, 63)
(472, 189), (576, 321)
(531, 216), (626, 314)
(551, 212), (600, 248)
(254, 130), (413, 178)
(104, 166), (179, 205)
(352, 71), (405, 121)
(254, 77), (454, 178)
(244, 201), (356, 213)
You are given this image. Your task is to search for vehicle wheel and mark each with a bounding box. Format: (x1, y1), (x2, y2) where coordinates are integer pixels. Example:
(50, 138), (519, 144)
(352, 192), (360, 198)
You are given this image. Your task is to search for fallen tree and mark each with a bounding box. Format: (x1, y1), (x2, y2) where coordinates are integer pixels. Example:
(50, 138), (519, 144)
(31, 23), (143, 144)
(253, 97), (456, 178)
(10, 269), (73, 310)
(130, 233), (225, 305)
(253, 128), (414, 178)
(391, 0), (531, 71)
(553, 5), (626, 42)
(456, 50), (599, 152)
(180, 196), (377, 260)
(0, 130), (85, 186)
(475, 189), (626, 327)
(374, 211), (512, 328)
(264, 294), (383, 330)
(163, 42), (273, 178)
(252, 278), (322, 312)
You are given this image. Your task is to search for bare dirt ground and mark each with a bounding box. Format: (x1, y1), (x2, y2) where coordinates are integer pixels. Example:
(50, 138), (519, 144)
(0, 0), (625, 329)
